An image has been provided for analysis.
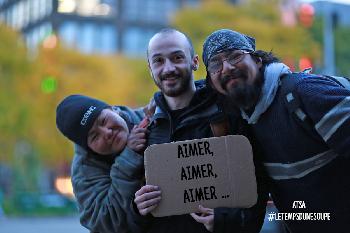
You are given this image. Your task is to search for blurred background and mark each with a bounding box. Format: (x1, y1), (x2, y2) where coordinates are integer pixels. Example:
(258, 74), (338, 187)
(0, 0), (349, 232)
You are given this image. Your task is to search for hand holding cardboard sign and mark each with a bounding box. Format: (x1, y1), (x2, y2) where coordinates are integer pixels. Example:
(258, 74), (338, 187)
(190, 205), (214, 232)
(134, 185), (162, 216)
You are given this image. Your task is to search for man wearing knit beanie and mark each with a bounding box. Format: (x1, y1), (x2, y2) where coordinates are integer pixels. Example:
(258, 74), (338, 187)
(56, 94), (149, 233)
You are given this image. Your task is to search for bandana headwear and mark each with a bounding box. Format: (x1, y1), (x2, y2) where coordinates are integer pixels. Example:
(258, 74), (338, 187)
(202, 29), (256, 67)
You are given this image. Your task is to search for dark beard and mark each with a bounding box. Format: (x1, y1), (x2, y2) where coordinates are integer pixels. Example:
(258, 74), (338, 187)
(157, 70), (192, 97)
(226, 73), (263, 110)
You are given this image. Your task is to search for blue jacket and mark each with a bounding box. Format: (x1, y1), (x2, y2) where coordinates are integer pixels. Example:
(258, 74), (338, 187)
(248, 73), (350, 232)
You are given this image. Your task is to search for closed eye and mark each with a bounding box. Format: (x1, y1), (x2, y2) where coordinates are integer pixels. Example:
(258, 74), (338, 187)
(101, 116), (107, 126)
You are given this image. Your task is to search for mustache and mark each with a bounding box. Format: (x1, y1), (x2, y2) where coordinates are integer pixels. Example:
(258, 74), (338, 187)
(220, 69), (246, 89)
(160, 72), (181, 81)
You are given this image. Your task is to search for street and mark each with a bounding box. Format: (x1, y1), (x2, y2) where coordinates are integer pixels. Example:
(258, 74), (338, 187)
(0, 207), (283, 233)
(0, 216), (88, 233)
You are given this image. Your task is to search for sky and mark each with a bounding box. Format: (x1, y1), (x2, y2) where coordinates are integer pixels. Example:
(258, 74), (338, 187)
(301, 0), (350, 4)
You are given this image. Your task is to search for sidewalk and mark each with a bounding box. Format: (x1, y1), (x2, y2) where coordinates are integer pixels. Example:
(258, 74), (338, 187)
(0, 216), (88, 233)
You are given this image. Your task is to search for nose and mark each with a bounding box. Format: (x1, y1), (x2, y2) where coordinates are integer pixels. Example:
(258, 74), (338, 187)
(221, 60), (235, 75)
(99, 126), (113, 140)
(163, 59), (176, 74)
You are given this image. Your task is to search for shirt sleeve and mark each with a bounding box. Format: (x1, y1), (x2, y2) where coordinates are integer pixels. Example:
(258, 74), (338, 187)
(72, 145), (145, 233)
(295, 76), (350, 157)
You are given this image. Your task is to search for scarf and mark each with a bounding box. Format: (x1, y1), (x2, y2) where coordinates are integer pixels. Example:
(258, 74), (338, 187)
(241, 62), (291, 124)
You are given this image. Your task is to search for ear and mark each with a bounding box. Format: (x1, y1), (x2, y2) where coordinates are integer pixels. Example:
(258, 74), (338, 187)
(256, 57), (262, 68)
(148, 63), (154, 79)
(191, 55), (199, 71)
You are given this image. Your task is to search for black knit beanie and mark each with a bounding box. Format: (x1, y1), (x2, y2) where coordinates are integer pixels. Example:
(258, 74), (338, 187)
(56, 95), (110, 150)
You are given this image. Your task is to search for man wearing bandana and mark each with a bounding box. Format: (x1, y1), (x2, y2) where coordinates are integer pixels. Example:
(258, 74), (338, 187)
(203, 29), (350, 232)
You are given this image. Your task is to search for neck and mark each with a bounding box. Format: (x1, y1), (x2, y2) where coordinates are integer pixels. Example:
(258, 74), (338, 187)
(164, 82), (196, 110)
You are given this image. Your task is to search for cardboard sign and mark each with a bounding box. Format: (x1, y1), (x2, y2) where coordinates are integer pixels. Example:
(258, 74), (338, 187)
(144, 135), (257, 217)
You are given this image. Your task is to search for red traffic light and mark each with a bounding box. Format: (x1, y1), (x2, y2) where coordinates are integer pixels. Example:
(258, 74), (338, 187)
(299, 3), (315, 28)
(299, 57), (312, 71)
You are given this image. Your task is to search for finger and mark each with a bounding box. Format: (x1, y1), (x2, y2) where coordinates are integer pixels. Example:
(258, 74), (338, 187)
(134, 190), (161, 204)
(137, 196), (161, 210)
(190, 213), (207, 224)
(198, 205), (214, 215)
(135, 185), (159, 197)
(133, 133), (147, 139)
(135, 144), (146, 151)
(139, 203), (159, 216)
(133, 128), (148, 134)
(134, 139), (147, 144)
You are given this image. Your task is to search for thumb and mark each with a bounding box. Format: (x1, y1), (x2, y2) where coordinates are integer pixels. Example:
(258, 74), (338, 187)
(198, 205), (213, 215)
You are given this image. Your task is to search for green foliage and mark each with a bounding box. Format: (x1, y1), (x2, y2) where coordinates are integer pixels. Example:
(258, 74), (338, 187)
(172, 0), (321, 77)
(0, 26), (153, 166)
(309, 15), (350, 76)
(0, 24), (33, 163)
(334, 27), (350, 76)
(3, 192), (77, 216)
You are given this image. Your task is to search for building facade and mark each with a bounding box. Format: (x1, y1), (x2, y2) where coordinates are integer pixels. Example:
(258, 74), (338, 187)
(0, 0), (201, 56)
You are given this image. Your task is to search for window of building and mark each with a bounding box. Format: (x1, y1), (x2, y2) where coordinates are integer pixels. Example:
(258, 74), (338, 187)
(122, 0), (139, 21)
(30, 0), (41, 22)
(11, 4), (18, 28)
(23, 0), (31, 27)
(17, 1), (25, 29)
(99, 24), (117, 54)
(39, 0), (52, 18)
(5, 6), (12, 26)
(122, 0), (178, 23)
(78, 23), (96, 53)
(123, 27), (155, 57)
(58, 21), (78, 48)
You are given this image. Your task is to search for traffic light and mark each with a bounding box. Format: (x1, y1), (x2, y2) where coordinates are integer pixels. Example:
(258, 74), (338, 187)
(299, 3), (314, 28)
(299, 57), (312, 71)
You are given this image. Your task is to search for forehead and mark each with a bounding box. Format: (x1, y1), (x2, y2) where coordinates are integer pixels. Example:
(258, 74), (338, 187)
(148, 32), (190, 58)
(90, 109), (115, 129)
(210, 49), (241, 61)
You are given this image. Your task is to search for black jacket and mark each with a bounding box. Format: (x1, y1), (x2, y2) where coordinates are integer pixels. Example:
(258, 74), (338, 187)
(144, 81), (267, 233)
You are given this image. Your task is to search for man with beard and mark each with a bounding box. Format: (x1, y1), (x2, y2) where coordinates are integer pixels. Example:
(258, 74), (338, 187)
(133, 28), (267, 233)
(203, 29), (350, 233)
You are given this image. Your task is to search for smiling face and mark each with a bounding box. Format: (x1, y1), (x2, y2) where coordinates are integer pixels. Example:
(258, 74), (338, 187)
(87, 108), (129, 155)
(208, 49), (263, 109)
(147, 31), (198, 97)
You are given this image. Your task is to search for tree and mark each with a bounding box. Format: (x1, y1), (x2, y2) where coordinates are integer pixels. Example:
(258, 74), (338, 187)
(172, 0), (321, 79)
(0, 28), (154, 166)
(22, 42), (154, 165)
(309, 14), (350, 77)
(0, 24), (32, 163)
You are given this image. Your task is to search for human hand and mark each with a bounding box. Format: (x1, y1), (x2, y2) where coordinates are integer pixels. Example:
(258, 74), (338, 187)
(134, 185), (161, 216)
(143, 97), (156, 119)
(127, 125), (148, 153)
(190, 205), (214, 232)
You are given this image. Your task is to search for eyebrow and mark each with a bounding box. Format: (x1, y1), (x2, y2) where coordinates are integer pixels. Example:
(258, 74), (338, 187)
(210, 51), (241, 61)
(151, 50), (185, 59)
